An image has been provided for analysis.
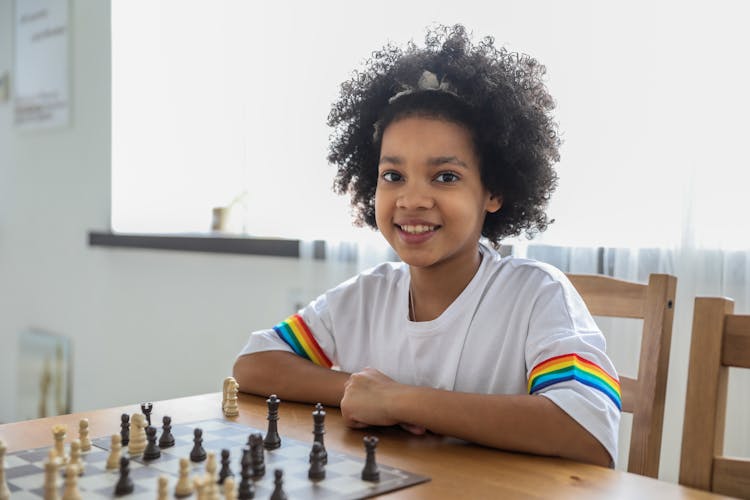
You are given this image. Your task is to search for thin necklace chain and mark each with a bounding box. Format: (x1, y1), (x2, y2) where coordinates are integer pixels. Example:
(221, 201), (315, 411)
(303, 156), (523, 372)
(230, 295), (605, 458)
(409, 285), (416, 322)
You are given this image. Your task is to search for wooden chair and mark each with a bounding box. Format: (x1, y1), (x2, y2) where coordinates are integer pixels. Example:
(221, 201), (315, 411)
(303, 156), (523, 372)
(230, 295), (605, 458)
(566, 273), (677, 478)
(679, 297), (750, 498)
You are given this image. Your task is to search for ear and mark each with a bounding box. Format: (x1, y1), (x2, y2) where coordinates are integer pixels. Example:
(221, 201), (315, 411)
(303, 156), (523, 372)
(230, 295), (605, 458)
(485, 193), (502, 214)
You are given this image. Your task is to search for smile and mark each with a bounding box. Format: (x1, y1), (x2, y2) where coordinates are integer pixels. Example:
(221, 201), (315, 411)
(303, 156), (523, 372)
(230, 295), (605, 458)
(397, 224), (438, 234)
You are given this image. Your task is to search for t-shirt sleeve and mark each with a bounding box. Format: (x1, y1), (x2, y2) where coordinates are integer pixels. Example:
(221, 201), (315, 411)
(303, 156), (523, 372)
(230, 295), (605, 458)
(524, 272), (621, 464)
(236, 292), (338, 368)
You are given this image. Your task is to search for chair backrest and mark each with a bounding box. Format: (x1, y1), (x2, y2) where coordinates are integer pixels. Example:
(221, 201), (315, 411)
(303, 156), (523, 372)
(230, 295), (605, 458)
(567, 273), (677, 478)
(679, 297), (750, 498)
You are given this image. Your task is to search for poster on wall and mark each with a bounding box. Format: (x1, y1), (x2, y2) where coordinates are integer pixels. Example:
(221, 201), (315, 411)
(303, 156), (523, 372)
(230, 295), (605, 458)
(14, 0), (69, 130)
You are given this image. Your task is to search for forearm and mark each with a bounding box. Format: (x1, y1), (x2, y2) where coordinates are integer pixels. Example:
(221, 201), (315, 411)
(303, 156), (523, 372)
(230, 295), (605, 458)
(390, 386), (611, 467)
(232, 351), (350, 407)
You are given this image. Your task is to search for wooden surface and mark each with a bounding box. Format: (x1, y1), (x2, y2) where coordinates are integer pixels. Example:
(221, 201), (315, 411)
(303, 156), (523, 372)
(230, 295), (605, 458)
(567, 273), (677, 478)
(0, 392), (729, 499)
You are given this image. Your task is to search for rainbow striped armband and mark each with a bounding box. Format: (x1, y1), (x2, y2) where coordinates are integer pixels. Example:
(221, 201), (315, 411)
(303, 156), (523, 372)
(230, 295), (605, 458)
(527, 353), (622, 410)
(272, 314), (333, 368)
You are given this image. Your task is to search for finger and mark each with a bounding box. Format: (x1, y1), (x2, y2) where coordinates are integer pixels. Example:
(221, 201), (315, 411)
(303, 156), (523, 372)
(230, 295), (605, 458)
(399, 423), (427, 435)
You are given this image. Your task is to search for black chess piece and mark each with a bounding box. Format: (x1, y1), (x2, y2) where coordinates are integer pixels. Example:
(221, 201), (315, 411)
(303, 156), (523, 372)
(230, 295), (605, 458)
(308, 442), (326, 480)
(158, 415), (175, 448)
(270, 469), (287, 500)
(114, 456), (134, 496)
(120, 413), (130, 446)
(218, 448), (233, 484)
(190, 428), (207, 462)
(263, 395), (281, 450)
(140, 402), (153, 427)
(238, 448), (255, 500)
(249, 433), (265, 479)
(312, 403), (327, 465)
(361, 436), (380, 482)
(143, 426), (161, 460)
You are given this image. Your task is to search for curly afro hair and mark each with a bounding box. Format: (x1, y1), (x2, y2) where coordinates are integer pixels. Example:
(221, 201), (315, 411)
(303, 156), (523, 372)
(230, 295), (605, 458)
(327, 24), (560, 244)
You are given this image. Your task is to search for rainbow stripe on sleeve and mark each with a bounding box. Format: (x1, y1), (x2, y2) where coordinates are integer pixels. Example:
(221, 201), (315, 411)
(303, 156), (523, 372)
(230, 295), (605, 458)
(273, 314), (333, 368)
(528, 353), (622, 410)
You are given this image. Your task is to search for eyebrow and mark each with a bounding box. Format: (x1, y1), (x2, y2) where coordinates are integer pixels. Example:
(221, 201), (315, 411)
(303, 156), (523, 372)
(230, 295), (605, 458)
(378, 155), (468, 168)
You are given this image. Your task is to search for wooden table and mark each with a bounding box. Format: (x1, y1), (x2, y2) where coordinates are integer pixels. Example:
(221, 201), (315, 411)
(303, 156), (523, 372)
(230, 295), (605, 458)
(0, 393), (729, 499)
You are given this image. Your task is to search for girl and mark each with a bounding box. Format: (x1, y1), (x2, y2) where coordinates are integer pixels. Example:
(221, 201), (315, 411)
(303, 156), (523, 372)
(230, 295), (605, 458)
(234, 25), (619, 467)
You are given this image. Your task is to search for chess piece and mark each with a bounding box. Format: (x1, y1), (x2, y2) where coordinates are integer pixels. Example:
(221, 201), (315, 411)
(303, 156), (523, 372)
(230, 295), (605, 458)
(143, 426), (161, 460)
(223, 377), (239, 417)
(128, 413), (147, 456)
(224, 476), (237, 500)
(0, 440), (11, 500)
(43, 449), (60, 500)
(238, 448), (254, 500)
(190, 428), (207, 462)
(249, 433), (265, 479)
(270, 469), (287, 500)
(106, 434), (122, 470)
(218, 448), (233, 484)
(140, 402), (153, 427)
(120, 413), (130, 446)
(52, 424), (69, 464)
(204, 452), (220, 499)
(157, 475), (169, 500)
(193, 476), (206, 500)
(263, 395), (281, 450)
(312, 403), (327, 465)
(361, 436), (380, 481)
(308, 442), (326, 480)
(158, 415), (175, 448)
(78, 418), (91, 452)
(68, 439), (84, 475)
(114, 456), (134, 496)
(174, 457), (194, 498)
(62, 464), (82, 500)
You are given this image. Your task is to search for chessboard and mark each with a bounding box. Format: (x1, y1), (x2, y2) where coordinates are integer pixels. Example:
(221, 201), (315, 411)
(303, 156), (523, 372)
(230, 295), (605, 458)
(3, 418), (429, 499)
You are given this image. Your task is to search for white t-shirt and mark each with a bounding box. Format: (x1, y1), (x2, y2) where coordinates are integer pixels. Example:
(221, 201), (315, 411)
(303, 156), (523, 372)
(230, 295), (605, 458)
(238, 244), (621, 461)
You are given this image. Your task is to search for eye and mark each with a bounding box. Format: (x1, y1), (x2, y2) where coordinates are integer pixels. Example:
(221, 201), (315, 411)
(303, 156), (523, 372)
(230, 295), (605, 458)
(435, 172), (460, 183)
(381, 171), (403, 182)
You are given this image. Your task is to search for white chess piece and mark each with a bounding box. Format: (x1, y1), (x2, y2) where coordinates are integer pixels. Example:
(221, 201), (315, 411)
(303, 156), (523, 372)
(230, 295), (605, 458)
(222, 376), (234, 413)
(78, 418), (91, 452)
(193, 475), (206, 500)
(52, 424), (69, 464)
(224, 378), (240, 417)
(223, 476), (237, 500)
(68, 439), (84, 475)
(43, 449), (60, 500)
(204, 452), (220, 500)
(106, 434), (121, 470)
(61, 464), (82, 500)
(157, 475), (169, 500)
(0, 439), (11, 500)
(174, 457), (194, 497)
(128, 413), (147, 456)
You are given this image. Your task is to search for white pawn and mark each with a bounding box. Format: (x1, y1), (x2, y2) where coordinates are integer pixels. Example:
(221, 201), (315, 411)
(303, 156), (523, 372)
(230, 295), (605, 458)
(204, 452), (220, 500)
(128, 413), (147, 456)
(52, 424), (69, 464)
(174, 457), (194, 498)
(43, 449), (60, 500)
(193, 476), (206, 500)
(61, 464), (82, 500)
(78, 418), (91, 452)
(223, 476), (236, 500)
(157, 475), (169, 500)
(68, 439), (84, 475)
(0, 439), (11, 500)
(106, 434), (122, 470)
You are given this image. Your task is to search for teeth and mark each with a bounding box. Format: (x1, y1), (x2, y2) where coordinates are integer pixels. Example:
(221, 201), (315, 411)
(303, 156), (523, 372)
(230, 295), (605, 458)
(400, 224), (436, 234)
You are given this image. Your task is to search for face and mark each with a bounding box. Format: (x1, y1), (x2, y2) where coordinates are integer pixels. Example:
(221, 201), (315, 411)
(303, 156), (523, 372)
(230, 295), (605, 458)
(375, 116), (501, 272)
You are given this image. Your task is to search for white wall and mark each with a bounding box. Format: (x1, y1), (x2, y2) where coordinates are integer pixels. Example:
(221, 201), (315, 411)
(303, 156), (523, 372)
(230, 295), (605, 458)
(0, 0), (351, 421)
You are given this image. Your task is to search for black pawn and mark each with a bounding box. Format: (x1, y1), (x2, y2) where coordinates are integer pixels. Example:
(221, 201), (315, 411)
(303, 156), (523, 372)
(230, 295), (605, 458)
(190, 428), (207, 462)
(312, 403), (327, 465)
(249, 433), (265, 479)
(114, 456), (134, 496)
(238, 448), (255, 500)
(218, 448), (233, 484)
(120, 413), (130, 446)
(308, 442), (325, 480)
(263, 395), (281, 450)
(143, 426), (161, 460)
(270, 469), (287, 500)
(140, 402), (153, 427)
(158, 415), (175, 448)
(361, 436), (380, 482)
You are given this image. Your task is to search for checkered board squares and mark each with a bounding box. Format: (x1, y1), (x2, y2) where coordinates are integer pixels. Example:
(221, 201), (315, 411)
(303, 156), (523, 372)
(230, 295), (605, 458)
(5, 418), (429, 499)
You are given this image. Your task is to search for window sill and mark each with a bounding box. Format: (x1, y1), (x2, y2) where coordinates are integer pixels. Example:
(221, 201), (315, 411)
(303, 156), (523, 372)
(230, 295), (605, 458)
(87, 231), (325, 259)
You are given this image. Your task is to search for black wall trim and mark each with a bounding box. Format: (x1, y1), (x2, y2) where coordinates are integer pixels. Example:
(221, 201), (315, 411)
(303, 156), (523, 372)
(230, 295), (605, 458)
(88, 231), (325, 259)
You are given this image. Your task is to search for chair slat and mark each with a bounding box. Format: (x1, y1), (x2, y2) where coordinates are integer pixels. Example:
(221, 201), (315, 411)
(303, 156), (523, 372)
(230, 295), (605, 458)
(723, 315), (750, 369)
(567, 274), (646, 318)
(712, 457), (750, 499)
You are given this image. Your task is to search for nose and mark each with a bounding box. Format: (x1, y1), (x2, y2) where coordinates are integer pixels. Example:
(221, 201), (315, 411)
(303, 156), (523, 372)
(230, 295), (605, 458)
(396, 179), (435, 210)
